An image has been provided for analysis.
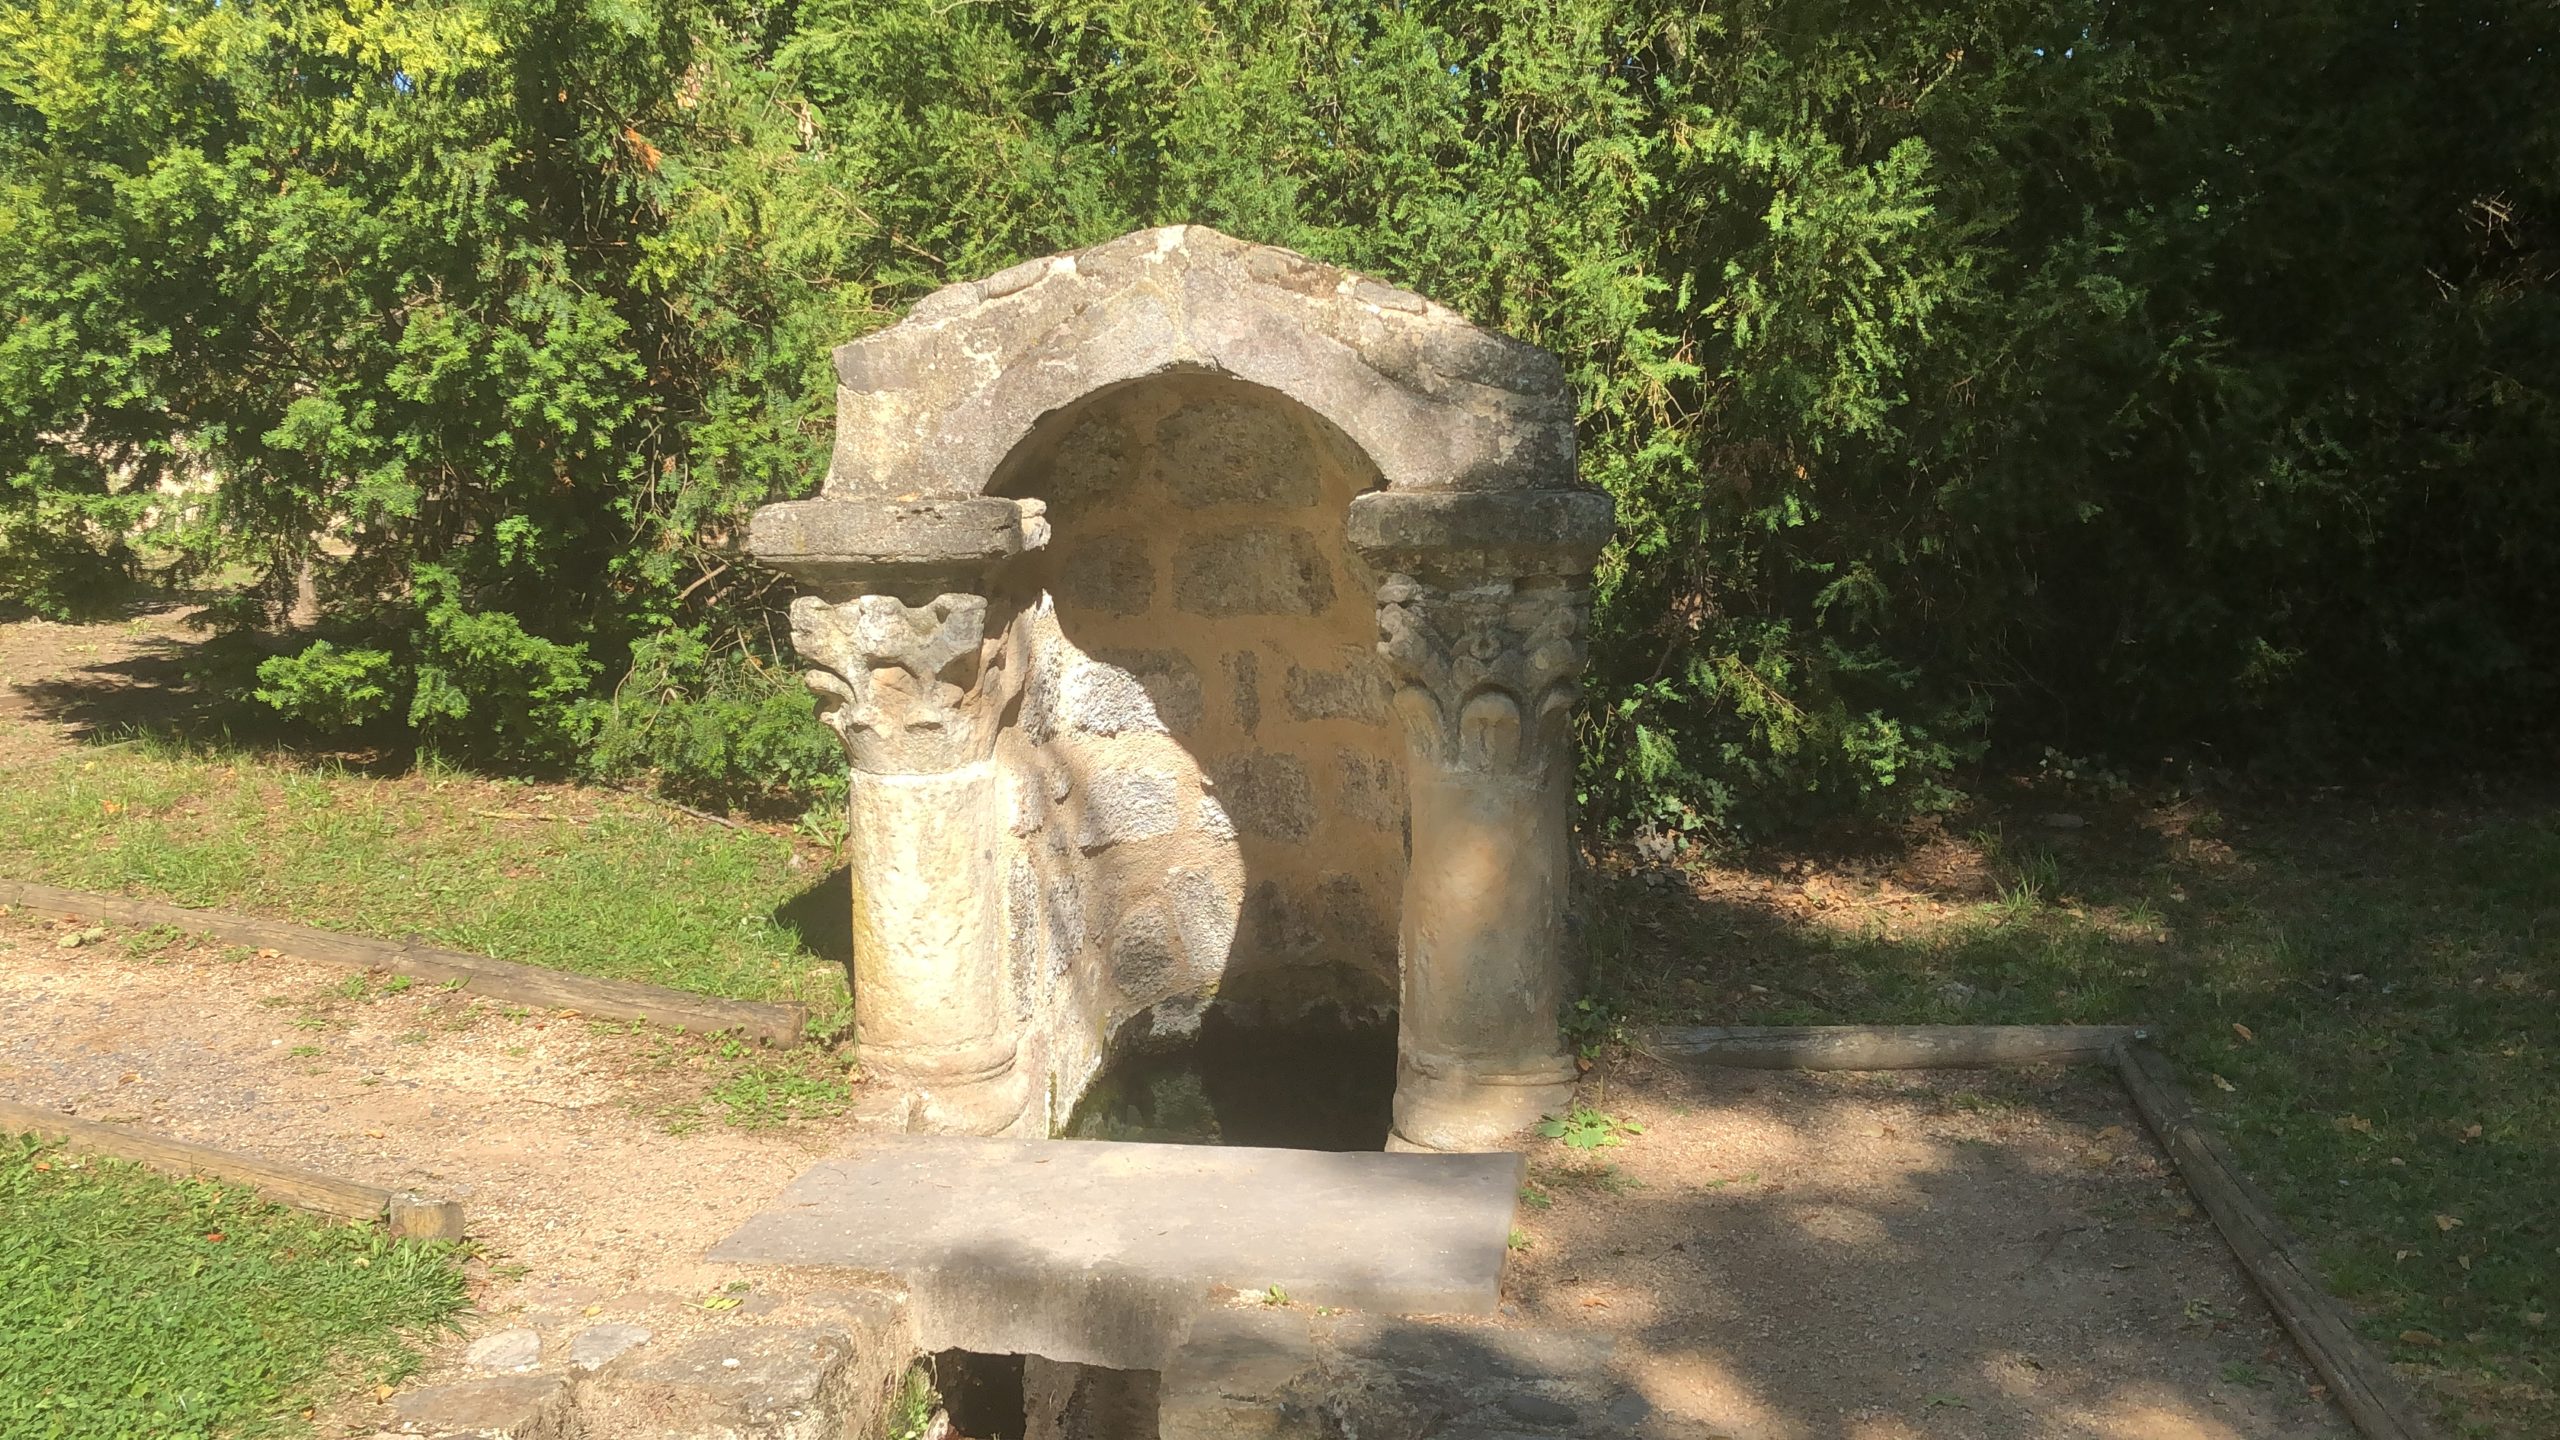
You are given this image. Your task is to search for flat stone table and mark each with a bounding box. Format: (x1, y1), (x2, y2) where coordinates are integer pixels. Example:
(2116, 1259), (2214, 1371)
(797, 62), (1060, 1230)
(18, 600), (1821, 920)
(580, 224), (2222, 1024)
(708, 1137), (1523, 1371)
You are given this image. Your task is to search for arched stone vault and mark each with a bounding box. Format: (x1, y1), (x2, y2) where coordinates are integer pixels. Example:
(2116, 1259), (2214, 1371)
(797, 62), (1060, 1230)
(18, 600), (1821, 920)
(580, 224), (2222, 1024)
(747, 226), (1614, 1151)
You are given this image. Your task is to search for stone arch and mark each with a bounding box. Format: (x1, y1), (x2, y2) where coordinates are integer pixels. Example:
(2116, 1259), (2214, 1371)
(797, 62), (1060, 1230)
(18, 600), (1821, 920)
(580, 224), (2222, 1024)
(748, 226), (1613, 1150)
(814, 225), (1576, 503)
(984, 373), (1409, 1140)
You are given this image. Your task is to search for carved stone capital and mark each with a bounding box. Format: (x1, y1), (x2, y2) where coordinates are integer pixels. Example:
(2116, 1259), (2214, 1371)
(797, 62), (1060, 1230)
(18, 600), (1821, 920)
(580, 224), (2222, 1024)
(789, 591), (1025, 773)
(1373, 573), (1590, 775)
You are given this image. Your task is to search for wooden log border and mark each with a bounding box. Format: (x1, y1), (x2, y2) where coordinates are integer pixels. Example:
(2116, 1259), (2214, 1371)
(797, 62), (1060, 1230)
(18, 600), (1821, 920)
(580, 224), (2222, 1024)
(1632, 1022), (2441, 1440)
(1636, 1022), (2147, 1069)
(2112, 1042), (2440, 1440)
(0, 879), (807, 1047)
(0, 1095), (465, 1240)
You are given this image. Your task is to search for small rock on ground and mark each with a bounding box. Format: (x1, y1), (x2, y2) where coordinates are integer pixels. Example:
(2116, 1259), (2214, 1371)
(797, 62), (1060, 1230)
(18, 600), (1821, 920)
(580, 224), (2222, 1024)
(463, 1329), (542, 1373)
(568, 1323), (653, 1370)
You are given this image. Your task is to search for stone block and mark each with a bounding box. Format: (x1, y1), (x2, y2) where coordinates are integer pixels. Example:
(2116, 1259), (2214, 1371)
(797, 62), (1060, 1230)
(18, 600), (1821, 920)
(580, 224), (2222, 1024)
(707, 1137), (1523, 1372)
(1051, 533), (1155, 616)
(1335, 751), (1406, 833)
(1158, 1309), (1702, 1440)
(1040, 410), (1133, 512)
(1059, 660), (1163, 737)
(1003, 764), (1049, 837)
(1109, 904), (1181, 997)
(1246, 880), (1318, 956)
(1060, 650), (1202, 736)
(1172, 528), (1336, 617)
(1316, 872), (1394, 963)
(388, 1374), (573, 1440)
(1223, 651), (1261, 735)
(578, 1326), (871, 1440)
(1075, 770), (1181, 852)
(1196, 794), (1237, 840)
(1344, 488), (1614, 574)
(1164, 867), (1239, 974)
(1207, 753), (1314, 842)
(1151, 398), (1319, 510)
(1283, 656), (1390, 723)
(747, 496), (1034, 590)
(1043, 873), (1088, 978)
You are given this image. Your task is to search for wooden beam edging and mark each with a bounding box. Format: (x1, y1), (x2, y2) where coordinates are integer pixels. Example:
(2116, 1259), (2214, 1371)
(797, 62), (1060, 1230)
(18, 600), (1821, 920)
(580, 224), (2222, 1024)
(0, 879), (807, 1047)
(2112, 1041), (2442, 1440)
(0, 1095), (465, 1241)
(1634, 1023), (2147, 1069)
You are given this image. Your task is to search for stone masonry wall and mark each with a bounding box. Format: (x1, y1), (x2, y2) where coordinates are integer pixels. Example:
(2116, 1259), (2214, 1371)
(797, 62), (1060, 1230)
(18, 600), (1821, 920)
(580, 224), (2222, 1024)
(989, 375), (1408, 1121)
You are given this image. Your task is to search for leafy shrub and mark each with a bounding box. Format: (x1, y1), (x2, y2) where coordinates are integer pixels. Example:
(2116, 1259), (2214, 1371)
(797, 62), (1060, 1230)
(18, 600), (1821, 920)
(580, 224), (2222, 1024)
(0, 493), (142, 620)
(589, 627), (847, 811)
(253, 641), (399, 731)
(6, 0), (2555, 831)
(404, 568), (600, 768)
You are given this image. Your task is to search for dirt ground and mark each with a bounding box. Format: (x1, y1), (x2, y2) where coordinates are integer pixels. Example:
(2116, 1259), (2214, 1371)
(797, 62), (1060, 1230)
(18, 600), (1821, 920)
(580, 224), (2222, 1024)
(0, 916), (870, 1425)
(1508, 1053), (2355, 1438)
(0, 601), (219, 763)
(0, 911), (2356, 1440)
(2, 603), (2363, 1438)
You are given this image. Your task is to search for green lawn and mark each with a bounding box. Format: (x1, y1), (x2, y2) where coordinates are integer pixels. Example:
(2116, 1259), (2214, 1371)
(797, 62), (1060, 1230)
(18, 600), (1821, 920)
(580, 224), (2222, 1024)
(0, 1135), (469, 1439)
(1601, 794), (2557, 1437)
(0, 737), (850, 1029)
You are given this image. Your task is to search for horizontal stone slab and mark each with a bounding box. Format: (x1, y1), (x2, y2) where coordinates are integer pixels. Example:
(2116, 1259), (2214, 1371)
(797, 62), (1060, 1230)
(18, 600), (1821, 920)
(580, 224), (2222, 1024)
(747, 495), (1041, 589)
(707, 1137), (1522, 1370)
(1345, 489), (1616, 573)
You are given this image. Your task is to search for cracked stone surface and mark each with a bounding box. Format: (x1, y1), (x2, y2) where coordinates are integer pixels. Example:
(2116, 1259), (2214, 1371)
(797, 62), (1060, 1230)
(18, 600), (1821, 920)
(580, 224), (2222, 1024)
(708, 1136), (1522, 1371)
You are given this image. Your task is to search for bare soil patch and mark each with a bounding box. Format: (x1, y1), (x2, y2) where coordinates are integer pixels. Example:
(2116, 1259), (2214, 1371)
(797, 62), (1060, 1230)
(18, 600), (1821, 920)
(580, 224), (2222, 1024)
(0, 600), (237, 763)
(0, 913), (862, 1432)
(1506, 1052), (2357, 1439)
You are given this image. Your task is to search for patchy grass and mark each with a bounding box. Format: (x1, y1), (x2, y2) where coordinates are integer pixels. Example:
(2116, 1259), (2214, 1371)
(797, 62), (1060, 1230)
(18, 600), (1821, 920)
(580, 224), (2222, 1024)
(0, 737), (849, 1030)
(701, 1046), (854, 1130)
(1604, 790), (2558, 1437)
(0, 1134), (468, 1438)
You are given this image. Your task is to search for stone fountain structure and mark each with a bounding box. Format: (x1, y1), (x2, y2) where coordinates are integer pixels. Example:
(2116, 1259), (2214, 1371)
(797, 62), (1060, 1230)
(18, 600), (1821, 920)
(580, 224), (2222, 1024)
(746, 225), (1613, 1151)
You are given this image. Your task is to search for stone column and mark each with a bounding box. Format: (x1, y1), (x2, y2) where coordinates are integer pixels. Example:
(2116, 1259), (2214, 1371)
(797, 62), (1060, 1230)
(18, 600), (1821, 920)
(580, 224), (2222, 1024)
(748, 495), (1048, 1135)
(1347, 491), (1615, 1152)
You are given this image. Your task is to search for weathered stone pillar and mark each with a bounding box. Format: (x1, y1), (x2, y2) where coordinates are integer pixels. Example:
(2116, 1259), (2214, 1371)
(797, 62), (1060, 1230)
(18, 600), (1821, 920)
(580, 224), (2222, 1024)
(1347, 491), (1615, 1151)
(748, 495), (1048, 1135)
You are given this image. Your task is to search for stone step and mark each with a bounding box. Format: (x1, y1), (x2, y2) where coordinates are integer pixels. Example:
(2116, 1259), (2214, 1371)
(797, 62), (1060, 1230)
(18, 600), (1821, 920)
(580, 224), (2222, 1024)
(706, 1136), (1524, 1371)
(378, 1288), (914, 1440)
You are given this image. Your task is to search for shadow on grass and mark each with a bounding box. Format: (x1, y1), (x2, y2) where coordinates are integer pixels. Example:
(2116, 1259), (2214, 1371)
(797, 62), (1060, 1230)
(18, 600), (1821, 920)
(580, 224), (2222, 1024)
(775, 863), (856, 979)
(2, 593), (413, 774)
(1592, 797), (2558, 1434)
(4, 594), (285, 737)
